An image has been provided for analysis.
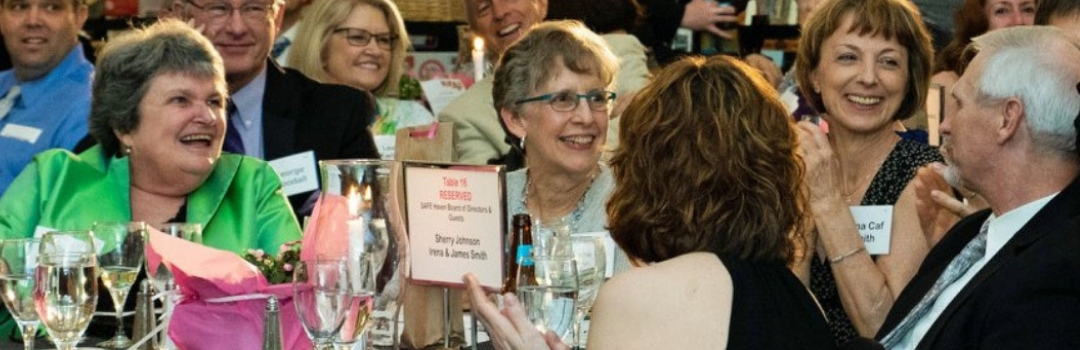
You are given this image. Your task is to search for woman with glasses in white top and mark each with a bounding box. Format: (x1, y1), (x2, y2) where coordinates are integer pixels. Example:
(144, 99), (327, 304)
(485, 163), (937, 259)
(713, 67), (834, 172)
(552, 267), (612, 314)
(495, 20), (632, 272)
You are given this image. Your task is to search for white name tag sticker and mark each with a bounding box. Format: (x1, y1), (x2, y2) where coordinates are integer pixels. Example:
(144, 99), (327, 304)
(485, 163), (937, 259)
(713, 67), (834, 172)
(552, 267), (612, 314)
(849, 205), (893, 255)
(374, 135), (396, 160)
(0, 123), (42, 144)
(268, 151), (319, 197)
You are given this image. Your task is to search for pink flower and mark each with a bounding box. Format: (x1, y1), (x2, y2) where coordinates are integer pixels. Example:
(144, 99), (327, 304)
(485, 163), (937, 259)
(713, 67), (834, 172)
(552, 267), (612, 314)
(283, 263), (293, 272)
(252, 249), (265, 259)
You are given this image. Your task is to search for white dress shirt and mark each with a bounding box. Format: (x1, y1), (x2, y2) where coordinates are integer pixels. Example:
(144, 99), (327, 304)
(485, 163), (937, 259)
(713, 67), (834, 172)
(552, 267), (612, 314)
(892, 192), (1059, 349)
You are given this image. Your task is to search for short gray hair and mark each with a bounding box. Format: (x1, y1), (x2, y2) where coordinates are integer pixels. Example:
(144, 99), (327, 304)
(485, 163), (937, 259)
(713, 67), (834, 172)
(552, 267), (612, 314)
(90, 19), (227, 158)
(969, 26), (1080, 157)
(493, 20), (619, 151)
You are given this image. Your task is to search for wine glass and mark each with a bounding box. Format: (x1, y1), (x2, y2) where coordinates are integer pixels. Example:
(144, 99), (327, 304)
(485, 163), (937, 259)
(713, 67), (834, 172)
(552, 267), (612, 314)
(294, 259), (351, 349)
(148, 223), (202, 292)
(35, 231), (98, 350)
(92, 221), (148, 349)
(517, 256), (578, 341)
(0, 238), (41, 350)
(152, 222), (201, 350)
(333, 253), (378, 349)
(567, 235), (606, 348)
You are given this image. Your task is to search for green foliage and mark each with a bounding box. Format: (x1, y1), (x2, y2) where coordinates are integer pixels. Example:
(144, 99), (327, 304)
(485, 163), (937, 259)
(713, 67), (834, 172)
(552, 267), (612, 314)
(241, 241), (302, 285)
(399, 74), (423, 100)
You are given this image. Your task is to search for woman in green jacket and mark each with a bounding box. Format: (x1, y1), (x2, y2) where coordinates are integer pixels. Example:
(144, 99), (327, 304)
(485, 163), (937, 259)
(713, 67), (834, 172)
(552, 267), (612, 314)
(0, 20), (302, 339)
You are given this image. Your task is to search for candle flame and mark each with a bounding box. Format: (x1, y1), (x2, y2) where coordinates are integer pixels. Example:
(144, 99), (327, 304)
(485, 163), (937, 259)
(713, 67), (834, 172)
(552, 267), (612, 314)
(473, 37), (484, 52)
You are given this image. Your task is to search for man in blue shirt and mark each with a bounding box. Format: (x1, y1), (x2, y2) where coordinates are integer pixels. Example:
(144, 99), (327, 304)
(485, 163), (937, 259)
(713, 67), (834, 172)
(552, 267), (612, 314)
(0, 0), (93, 196)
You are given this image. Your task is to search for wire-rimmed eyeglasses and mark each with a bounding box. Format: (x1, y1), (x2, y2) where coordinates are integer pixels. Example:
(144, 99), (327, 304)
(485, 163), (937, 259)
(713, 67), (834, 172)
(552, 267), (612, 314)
(514, 90), (617, 113)
(333, 28), (399, 50)
(185, 0), (276, 22)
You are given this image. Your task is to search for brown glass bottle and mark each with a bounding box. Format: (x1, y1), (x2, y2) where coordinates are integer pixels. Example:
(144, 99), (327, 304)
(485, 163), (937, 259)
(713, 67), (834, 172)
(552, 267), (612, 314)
(503, 214), (534, 294)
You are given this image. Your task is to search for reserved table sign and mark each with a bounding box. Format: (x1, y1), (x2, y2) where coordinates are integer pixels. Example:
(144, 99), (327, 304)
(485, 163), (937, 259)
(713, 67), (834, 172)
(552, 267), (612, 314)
(403, 162), (506, 289)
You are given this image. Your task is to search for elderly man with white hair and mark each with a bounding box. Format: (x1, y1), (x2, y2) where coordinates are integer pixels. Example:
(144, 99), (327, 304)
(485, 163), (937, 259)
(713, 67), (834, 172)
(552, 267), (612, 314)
(872, 25), (1080, 350)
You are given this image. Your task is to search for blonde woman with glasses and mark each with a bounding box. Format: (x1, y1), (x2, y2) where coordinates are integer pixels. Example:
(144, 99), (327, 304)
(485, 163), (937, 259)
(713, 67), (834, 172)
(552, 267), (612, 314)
(289, 0), (433, 145)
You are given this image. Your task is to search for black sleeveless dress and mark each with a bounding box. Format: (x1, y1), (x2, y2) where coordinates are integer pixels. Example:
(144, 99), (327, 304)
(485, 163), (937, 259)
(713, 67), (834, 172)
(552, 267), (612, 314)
(809, 139), (943, 344)
(719, 253), (836, 350)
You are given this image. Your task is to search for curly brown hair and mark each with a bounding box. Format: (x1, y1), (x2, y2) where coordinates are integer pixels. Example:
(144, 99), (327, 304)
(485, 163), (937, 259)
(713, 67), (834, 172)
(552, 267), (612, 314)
(607, 55), (808, 265)
(794, 0), (933, 121)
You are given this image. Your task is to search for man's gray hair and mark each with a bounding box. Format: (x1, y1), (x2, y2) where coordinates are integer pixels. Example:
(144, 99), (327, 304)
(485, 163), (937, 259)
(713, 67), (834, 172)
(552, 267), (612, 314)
(970, 26), (1080, 157)
(89, 19), (226, 158)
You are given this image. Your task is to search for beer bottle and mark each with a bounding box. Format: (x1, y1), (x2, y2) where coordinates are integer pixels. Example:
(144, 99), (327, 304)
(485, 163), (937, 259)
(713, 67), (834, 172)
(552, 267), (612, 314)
(503, 213), (534, 293)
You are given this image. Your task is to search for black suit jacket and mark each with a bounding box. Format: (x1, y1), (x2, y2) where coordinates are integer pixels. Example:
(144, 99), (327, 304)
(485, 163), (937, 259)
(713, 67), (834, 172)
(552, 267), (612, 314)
(874, 175), (1080, 349)
(261, 59), (379, 216)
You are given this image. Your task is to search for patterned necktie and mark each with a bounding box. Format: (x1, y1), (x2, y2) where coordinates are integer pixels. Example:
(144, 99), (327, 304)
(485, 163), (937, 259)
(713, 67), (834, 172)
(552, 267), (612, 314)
(881, 218), (992, 349)
(0, 85), (22, 122)
(223, 100), (246, 154)
(272, 37), (291, 60)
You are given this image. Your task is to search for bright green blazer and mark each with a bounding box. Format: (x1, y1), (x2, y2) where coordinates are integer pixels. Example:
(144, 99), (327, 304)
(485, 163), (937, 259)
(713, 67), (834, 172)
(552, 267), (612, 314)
(0, 146), (303, 338)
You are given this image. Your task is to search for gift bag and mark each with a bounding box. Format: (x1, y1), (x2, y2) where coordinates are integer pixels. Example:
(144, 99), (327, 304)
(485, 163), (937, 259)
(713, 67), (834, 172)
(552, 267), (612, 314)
(394, 122), (456, 163)
(394, 121), (467, 349)
(145, 232), (313, 350)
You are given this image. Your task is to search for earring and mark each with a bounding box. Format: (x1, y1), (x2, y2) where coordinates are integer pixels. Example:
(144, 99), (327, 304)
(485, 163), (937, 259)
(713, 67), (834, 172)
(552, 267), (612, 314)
(519, 135), (526, 151)
(124, 145), (133, 155)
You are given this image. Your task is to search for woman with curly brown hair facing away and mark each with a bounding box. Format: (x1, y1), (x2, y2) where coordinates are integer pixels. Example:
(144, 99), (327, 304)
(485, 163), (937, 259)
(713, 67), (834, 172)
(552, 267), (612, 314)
(465, 54), (836, 350)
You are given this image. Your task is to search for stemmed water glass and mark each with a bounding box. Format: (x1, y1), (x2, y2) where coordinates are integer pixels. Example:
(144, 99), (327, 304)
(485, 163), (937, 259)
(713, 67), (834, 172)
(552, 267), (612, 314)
(92, 221), (148, 349)
(333, 253), (378, 349)
(567, 236), (606, 349)
(517, 256), (578, 341)
(150, 222), (202, 350)
(294, 259), (351, 349)
(0, 238), (41, 350)
(35, 231), (98, 350)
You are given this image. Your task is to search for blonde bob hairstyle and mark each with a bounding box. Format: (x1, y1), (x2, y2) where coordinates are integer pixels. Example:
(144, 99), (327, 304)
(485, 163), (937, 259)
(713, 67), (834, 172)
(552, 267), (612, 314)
(288, 0), (410, 97)
(607, 55), (808, 265)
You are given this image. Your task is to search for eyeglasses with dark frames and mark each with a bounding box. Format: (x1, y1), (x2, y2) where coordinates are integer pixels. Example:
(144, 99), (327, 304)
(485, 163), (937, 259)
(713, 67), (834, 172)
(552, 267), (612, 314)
(514, 90), (617, 113)
(185, 0), (276, 22)
(333, 28), (399, 50)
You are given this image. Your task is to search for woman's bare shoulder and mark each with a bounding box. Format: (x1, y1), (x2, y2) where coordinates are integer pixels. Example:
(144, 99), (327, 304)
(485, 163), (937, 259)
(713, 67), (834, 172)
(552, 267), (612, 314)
(588, 252), (733, 349)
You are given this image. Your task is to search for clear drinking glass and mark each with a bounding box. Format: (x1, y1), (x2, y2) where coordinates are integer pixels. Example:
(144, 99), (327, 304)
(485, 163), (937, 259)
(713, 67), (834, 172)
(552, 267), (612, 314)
(294, 259), (351, 350)
(568, 236), (605, 348)
(334, 252), (379, 349)
(148, 223), (202, 292)
(151, 222), (202, 350)
(0, 238), (42, 350)
(35, 231), (98, 350)
(317, 159), (406, 349)
(92, 221), (148, 349)
(517, 256), (578, 341)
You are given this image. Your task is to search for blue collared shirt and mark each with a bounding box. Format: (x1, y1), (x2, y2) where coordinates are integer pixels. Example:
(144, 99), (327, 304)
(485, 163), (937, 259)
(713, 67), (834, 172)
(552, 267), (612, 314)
(0, 45), (93, 196)
(230, 66), (267, 159)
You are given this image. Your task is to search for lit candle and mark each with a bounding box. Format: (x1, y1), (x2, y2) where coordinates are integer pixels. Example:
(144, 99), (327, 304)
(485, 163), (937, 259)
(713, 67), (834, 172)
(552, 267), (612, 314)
(472, 37), (485, 82)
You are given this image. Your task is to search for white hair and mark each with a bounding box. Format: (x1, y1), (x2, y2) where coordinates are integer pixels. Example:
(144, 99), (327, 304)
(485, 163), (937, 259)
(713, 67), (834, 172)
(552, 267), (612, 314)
(970, 26), (1080, 157)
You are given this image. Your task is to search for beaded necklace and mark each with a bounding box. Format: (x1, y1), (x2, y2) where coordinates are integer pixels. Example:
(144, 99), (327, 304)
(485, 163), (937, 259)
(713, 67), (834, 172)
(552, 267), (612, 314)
(520, 167), (599, 232)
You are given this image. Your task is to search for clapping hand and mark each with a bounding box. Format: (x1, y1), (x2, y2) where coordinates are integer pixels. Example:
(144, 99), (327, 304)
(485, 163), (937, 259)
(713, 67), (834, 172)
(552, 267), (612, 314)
(913, 163), (987, 247)
(465, 273), (568, 350)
